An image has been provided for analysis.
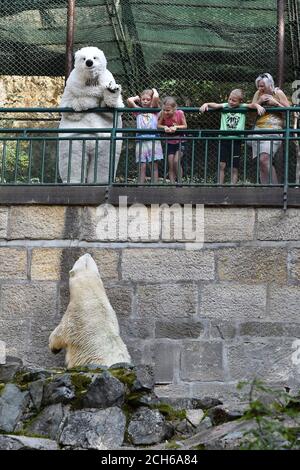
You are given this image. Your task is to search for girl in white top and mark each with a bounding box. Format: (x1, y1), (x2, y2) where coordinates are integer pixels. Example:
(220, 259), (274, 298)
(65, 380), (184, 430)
(127, 88), (163, 184)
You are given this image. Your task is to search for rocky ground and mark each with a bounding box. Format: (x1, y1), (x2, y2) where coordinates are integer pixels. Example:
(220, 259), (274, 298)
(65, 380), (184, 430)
(1, 356), (300, 450)
(0, 356), (247, 450)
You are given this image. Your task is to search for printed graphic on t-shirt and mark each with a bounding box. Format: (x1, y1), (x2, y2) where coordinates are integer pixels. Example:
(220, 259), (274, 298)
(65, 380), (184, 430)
(226, 113), (241, 129)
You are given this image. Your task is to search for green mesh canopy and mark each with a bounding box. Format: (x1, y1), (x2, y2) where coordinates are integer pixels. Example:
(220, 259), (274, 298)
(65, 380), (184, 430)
(0, 1), (299, 95)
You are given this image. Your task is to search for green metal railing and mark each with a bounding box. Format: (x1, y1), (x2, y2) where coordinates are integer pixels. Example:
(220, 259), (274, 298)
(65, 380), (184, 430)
(0, 106), (299, 189)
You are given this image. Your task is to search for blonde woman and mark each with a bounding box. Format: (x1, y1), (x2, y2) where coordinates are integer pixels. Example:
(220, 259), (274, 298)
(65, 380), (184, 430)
(251, 73), (289, 184)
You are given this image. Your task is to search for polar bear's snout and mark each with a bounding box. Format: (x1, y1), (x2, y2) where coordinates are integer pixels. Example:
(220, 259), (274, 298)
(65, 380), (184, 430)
(85, 59), (94, 68)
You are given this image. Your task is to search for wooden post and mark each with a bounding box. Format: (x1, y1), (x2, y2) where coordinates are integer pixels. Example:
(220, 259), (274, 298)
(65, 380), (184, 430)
(65, 0), (76, 81)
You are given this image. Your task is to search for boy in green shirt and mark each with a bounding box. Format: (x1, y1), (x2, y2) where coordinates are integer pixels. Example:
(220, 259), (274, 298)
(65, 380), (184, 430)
(200, 89), (265, 184)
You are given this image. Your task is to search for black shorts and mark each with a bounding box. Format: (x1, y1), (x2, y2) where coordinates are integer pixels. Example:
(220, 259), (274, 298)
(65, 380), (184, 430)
(166, 142), (185, 156)
(220, 140), (241, 169)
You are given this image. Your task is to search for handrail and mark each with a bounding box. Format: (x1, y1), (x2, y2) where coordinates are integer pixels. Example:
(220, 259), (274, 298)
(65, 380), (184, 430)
(0, 105), (300, 113)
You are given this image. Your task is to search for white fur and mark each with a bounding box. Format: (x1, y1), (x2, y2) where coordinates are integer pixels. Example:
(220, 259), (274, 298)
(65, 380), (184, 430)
(49, 253), (131, 368)
(59, 47), (124, 183)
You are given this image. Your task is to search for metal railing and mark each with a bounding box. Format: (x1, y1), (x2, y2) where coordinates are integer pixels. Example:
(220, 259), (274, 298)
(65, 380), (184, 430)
(0, 106), (299, 190)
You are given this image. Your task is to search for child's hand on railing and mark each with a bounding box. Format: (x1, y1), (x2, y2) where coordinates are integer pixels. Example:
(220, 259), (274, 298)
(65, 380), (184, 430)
(199, 103), (209, 113)
(163, 125), (177, 133)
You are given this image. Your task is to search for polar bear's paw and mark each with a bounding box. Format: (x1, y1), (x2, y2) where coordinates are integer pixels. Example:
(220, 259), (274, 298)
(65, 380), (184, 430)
(70, 96), (99, 113)
(71, 99), (88, 112)
(64, 112), (83, 121)
(105, 81), (121, 94)
(103, 82), (123, 108)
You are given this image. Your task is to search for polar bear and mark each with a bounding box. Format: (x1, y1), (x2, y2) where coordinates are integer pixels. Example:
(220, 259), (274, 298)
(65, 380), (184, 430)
(49, 253), (131, 368)
(58, 46), (124, 184)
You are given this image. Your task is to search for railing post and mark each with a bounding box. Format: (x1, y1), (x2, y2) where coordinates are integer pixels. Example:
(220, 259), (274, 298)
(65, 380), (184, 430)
(283, 109), (290, 210)
(108, 109), (118, 185)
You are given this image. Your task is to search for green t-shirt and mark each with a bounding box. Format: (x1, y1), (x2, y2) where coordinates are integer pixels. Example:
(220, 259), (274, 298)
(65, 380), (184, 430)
(220, 103), (247, 132)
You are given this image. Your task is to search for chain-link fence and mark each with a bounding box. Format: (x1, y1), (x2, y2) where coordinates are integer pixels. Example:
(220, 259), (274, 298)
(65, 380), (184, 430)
(0, 0), (66, 76)
(1, 1), (298, 119)
(0, 1), (298, 94)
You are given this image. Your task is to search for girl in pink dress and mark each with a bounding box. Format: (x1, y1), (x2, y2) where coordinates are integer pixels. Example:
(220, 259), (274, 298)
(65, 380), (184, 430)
(157, 97), (187, 183)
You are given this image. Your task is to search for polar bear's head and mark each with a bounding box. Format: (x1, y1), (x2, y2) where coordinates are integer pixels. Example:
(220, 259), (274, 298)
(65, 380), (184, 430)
(69, 253), (104, 299)
(74, 46), (107, 78)
(70, 253), (100, 278)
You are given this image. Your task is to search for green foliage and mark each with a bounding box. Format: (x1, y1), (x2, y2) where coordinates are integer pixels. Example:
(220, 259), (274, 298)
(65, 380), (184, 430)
(239, 379), (300, 450)
(125, 391), (145, 407)
(165, 440), (181, 449)
(0, 140), (30, 183)
(150, 403), (186, 421)
(70, 372), (92, 410)
(109, 368), (136, 388)
(70, 372), (92, 396)
(0, 136), (58, 184)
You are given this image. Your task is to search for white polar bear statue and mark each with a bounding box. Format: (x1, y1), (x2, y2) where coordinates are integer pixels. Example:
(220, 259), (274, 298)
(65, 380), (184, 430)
(58, 46), (124, 184)
(49, 253), (131, 368)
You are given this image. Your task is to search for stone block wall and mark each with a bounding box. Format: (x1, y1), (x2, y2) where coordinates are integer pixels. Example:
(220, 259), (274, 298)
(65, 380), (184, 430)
(0, 205), (300, 403)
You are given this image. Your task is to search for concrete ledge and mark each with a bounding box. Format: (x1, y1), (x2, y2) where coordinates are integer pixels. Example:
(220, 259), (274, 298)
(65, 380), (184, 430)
(0, 185), (299, 206)
(109, 187), (300, 207)
(0, 186), (107, 205)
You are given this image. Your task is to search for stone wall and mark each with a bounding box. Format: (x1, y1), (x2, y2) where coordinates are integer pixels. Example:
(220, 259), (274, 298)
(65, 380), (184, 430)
(0, 75), (64, 107)
(0, 205), (300, 403)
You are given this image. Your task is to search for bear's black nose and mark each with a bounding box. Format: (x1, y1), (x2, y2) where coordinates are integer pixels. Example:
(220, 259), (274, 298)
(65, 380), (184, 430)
(85, 59), (93, 67)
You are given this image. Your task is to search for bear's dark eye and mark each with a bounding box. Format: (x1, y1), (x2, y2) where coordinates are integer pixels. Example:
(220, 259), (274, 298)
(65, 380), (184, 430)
(82, 57), (86, 61)
(93, 57), (97, 60)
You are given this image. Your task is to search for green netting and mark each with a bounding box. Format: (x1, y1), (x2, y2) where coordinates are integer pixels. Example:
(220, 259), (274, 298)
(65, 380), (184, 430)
(0, 0), (299, 101)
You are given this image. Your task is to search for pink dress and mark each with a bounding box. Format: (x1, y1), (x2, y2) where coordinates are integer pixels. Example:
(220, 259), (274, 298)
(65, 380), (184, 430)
(159, 110), (186, 144)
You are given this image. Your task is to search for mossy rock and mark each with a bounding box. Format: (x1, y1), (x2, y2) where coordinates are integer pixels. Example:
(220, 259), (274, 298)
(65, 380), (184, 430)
(193, 443), (206, 450)
(109, 368), (136, 388)
(2, 429), (48, 439)
(165, 440), (182, 449)
(125, 391), (146, 407)
(151, 402), (186, 421)
(67, 364), (107, 373)
(19, 411), (46, 436)
(69, 372), (93, 409)
(13, 368), (57, 386)
(70, 372), (92, 395)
